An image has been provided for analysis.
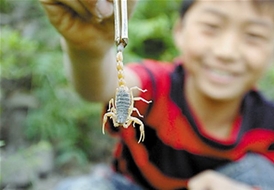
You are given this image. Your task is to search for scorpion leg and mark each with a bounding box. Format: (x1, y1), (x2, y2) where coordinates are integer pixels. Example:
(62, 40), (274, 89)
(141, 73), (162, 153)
(129, 86), (152, 104)
(130, 86), (148, 93)
(133, 97), (152, 104)
(131, 117), (145, 143)
(132, 107), (144, 118)
(102, 112), (115, 134)
(108, 98), (114, 111)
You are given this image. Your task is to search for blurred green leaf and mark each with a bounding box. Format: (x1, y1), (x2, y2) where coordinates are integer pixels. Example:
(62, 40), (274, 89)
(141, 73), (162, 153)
(259, 65), (274, 100)
(0, 28), (37, 79)
(124, 0), (181, 62)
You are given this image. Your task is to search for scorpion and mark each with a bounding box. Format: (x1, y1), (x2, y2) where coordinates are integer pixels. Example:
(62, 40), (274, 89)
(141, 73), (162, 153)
(102, 51), (152, 143)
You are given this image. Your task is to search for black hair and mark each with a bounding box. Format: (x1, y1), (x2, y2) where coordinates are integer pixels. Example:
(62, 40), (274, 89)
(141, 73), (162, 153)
(179, 0), (195, 18)
(179, 0), (274, 20)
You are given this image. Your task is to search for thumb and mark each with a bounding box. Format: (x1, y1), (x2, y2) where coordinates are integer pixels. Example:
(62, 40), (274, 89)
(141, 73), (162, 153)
(95, 0), (138, 18)
(96, 0), (114, 18)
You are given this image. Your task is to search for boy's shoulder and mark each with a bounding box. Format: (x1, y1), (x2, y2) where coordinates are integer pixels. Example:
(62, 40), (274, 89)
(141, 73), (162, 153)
(243, 90), (274, 130)
(127, 59), (178, 91)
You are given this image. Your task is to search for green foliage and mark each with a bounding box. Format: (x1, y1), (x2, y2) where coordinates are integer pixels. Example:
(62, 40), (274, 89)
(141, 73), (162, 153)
(259, 66), (274, 100)
(0, 0), (13, 13)
(1, 26), (105, 167)
(124, 0), (181, 62)
(26, 46), (104, 166)
(0, 141), (4, 147)
(0, 28), (37, 79)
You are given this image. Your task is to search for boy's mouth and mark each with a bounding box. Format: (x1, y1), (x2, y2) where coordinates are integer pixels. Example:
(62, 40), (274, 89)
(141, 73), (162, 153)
(203, 65), (240, 85)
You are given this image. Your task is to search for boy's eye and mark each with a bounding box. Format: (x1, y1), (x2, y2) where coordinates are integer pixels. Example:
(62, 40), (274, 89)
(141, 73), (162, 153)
(247, 33), (264, 39)
(199, 21), (221, 34)
(205, 23), (220, 29)
(245, 32), (267, 43)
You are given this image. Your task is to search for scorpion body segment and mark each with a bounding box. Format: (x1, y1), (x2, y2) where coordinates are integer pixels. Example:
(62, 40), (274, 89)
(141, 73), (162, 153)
(115, 86), (131, 124)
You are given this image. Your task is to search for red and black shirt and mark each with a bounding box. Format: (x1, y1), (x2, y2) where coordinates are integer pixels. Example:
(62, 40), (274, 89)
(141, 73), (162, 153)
(104, 59), (274, 189)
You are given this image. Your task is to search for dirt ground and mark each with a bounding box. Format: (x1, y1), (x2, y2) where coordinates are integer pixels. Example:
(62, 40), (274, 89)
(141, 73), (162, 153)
(2, 162), (106, 190)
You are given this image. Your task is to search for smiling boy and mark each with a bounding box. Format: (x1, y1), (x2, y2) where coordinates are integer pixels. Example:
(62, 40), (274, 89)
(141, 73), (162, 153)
(175, 0), (274, 142)
(40, 0), (274, 189)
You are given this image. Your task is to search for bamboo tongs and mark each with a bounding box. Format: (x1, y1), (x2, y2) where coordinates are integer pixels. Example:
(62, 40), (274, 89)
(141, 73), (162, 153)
(113, 0), (128, 52)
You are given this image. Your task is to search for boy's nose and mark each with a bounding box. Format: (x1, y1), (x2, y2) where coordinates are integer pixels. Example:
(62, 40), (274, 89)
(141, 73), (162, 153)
(213, 31), (240, 63)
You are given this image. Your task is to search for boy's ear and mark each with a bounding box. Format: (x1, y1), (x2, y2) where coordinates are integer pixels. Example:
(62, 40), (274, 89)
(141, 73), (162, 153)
(173, 18), (185, 50)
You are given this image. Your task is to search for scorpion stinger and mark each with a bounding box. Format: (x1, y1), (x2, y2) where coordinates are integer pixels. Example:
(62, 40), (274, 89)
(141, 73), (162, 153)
(102, 0), (152, 143)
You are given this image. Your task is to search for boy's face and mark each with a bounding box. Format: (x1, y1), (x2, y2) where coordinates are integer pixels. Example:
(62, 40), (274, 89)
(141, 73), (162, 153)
(175, 0), (274, 101)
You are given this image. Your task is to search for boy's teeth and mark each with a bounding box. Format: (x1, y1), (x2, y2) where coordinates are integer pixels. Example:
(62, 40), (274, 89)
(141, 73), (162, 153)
(206, 67), (237, 84)
(211, 68), (231, 76)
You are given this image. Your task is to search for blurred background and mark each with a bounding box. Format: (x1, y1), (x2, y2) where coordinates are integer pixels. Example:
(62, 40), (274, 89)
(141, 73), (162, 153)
(1, 0), (274, 189)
